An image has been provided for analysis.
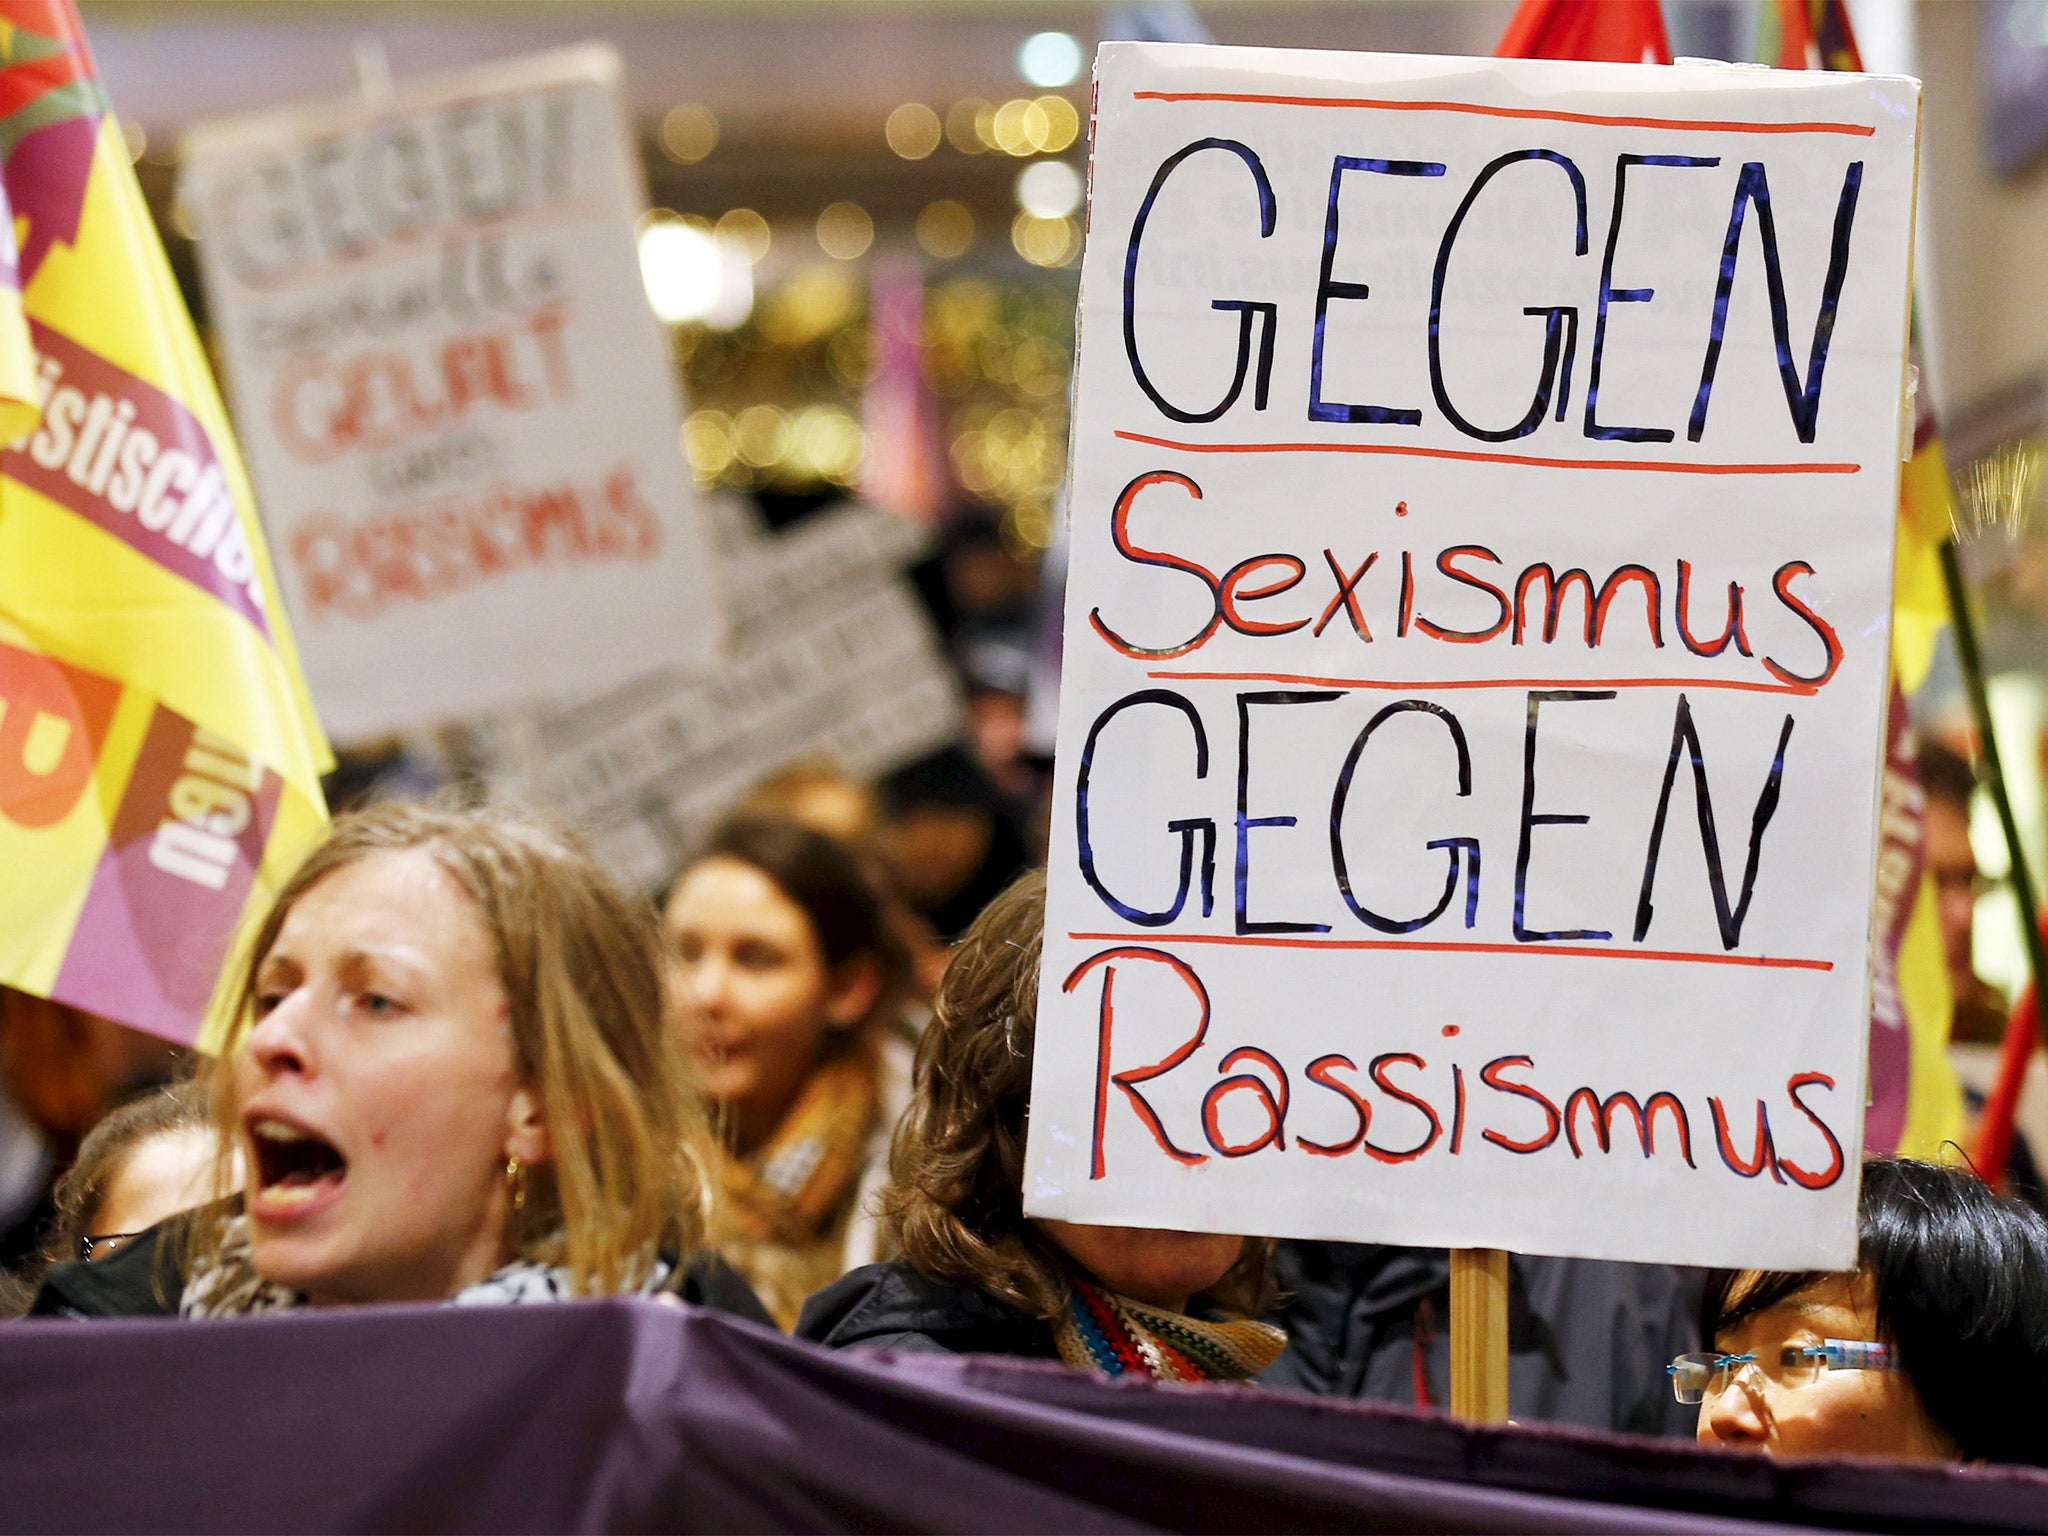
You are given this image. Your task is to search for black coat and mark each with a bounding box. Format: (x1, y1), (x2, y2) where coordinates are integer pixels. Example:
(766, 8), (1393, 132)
(796, 1261), (1060, 1360)
(1260, 1241), (1702, 1438)
(27, 1213), (773, 1326)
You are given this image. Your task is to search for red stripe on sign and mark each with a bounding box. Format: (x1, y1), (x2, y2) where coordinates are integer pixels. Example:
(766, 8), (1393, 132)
(52, 706), (279, 1047)
(1111, 429), (1860, 476)
(1128, 91), (1877, 137)
(4, 322), (272, 641)
(1067, 932), (1834, 972)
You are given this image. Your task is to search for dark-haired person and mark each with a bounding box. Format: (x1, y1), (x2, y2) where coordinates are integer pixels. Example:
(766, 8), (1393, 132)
(1685, 1157), (2048, 1465)
(0, 986), (185, 1269)
(798, 872), (1286, 1382)
(663, 816), (913, 1328)
(45, 1081), (220, 1266)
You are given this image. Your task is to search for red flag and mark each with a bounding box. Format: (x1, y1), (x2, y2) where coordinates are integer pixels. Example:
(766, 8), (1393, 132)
(1495, 0), (1672, 63)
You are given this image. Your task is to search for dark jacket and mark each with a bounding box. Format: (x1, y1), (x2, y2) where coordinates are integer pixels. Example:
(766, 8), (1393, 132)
(796, 1261), (1060, 1359)
(1260, 1241), (1702, 1438)
(27, 1213), (773, 1326)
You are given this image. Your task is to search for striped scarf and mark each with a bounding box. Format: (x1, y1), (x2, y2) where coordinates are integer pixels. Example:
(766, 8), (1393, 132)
(711, 1038), (879, 1328)
(1052, 1270), (1285, 1382)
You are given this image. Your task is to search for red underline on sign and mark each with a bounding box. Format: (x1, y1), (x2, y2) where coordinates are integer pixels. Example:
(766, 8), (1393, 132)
(1147, 669), (1820, 697)
(1129, 91), (1877, 138)
(1068, 931), (1835, 972)
(1112, 429), (1860, 476)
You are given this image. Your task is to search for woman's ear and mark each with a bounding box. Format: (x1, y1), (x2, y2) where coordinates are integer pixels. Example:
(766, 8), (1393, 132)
(505, 1086), (552, 1168)
(824, 955), (883, 1031)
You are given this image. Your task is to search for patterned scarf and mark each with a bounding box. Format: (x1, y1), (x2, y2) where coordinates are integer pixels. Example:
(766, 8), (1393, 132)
(1052, 1269), (1286, 1382)
(180, 1213), (668, 1316)
(711, 1037), (880, 1328)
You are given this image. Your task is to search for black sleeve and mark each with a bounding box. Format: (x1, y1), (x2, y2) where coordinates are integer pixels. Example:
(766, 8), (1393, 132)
(675, 1251), (775, 1328)
(28, 1221), (182, 1319)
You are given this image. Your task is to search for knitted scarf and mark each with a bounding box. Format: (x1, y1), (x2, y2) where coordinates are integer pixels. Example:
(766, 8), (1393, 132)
(1052, 1269), (1286, 1382)
(711, 1037), (879, 1328)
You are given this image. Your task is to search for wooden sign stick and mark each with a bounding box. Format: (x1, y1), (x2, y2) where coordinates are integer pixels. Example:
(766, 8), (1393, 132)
(1449, 1248), (1510, 1423)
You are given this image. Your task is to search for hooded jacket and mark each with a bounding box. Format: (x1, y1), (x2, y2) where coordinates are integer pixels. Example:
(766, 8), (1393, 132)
(796, 1260), (1060, 1359)
(1260, 1241), (1702, 1438)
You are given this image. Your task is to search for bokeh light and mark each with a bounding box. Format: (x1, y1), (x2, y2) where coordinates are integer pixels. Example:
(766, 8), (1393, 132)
(816, 201), (875, 261)
(1017, 31), (1085, 90)
(638, 216), (753, 328)
(1016, 160), (1083, 219)
(733, 403), (792, 468)
(659, 103), (718, 164)
(885, 102), (943, 160)
(1011, 211), (1080, 267)
(916, 200), (976, 260)
(714, 208), (772, 264)
(946, 99), (991, 154)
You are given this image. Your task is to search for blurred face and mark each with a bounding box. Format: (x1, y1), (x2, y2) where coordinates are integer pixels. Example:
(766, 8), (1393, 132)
(236, 849), (546, 1306)
(1036, 1218), (1246, 1313)
(87, 1126), (221, 1257)
(1698, 1273), (1952, 1461)
(663, 857), (868, 1153)
(1924, 798), (1979, 990)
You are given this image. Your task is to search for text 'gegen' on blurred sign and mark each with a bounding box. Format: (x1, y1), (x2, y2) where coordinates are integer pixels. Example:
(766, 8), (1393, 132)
(180, 44), (722, 743)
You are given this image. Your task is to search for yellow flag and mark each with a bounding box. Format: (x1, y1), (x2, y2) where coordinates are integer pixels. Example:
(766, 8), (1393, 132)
(0, 0), (330, 1045)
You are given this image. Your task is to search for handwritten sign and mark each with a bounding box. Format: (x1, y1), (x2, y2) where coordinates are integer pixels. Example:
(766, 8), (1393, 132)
(181, 45), (721, 742)
(1025, 45), (1919, 1271)
(483, 497), (962, 890)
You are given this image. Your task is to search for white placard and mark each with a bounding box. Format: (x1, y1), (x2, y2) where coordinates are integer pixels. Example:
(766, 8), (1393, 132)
(485, 497), (963, 890)
(181, 45), (721, 742)
(1027, 44), (1920, 1272)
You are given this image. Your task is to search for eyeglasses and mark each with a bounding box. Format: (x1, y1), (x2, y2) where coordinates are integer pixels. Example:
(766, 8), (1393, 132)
(1667, 1339), (1896, 1404)
(78, 1231), (139, 1262)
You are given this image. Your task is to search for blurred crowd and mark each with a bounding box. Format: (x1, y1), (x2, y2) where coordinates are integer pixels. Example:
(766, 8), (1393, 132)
(3, 509), (2048, 1473)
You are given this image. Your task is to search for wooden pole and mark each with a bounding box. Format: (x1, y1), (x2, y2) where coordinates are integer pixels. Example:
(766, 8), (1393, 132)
(1448, 1247), (1510, 1423)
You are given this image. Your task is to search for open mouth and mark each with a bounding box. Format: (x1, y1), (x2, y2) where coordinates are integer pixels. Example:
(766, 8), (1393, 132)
(247, 1116), (347, 1212)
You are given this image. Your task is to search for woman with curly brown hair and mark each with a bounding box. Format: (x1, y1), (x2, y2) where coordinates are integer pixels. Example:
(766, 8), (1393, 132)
(797, 871), (1283, 1381)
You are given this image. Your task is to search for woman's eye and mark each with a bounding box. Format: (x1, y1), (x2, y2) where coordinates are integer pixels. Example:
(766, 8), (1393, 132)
(734, 942), (785, 971)
(253, 990), (287, 1017)
(357, 992), (401, 1016)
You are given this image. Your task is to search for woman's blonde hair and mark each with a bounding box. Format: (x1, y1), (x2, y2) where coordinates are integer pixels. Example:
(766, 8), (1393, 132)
(881, 869), (1271, 1319)
(188, 799), (713, 1296)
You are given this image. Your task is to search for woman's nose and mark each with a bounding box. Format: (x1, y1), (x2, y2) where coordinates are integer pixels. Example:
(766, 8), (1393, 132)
(1699, 1370), (1770, 1448)
(686, 956), (731, 1015)
(245, 993), (313, 1077)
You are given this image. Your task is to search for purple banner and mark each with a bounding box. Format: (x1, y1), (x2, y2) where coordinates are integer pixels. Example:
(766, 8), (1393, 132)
(2, 1301), (2045, 1532)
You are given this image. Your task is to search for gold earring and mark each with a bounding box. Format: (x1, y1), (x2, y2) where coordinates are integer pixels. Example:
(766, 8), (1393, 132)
(506, 1154), (528, 1212)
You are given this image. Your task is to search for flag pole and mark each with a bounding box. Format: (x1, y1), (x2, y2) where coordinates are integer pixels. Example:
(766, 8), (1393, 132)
(1942, 533), (2048, 1179)
(1449, 1248), (1510, 1422)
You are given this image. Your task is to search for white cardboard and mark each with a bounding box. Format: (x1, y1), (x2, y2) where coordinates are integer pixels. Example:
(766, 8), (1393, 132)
(485, 497), (963, 890)
(1026, 44), (1920, 1272)
(181, 45), (722, 741)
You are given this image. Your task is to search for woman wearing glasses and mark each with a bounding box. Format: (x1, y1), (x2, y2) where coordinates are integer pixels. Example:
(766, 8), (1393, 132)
(1675, 1158), (2048, 1465)
(44, 1081), (220, 1266)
